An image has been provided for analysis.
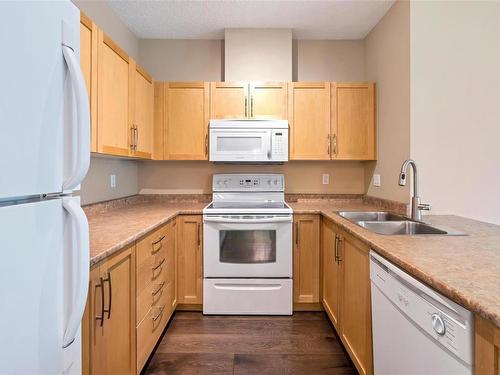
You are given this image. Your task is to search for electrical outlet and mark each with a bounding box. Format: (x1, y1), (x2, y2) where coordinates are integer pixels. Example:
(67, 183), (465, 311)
(110, 174), (116, 188)
(373, 174), (381, 187)
(322, 174), (330, 185)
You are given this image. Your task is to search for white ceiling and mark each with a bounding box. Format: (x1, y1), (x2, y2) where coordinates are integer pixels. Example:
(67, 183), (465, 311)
(106, 0), (395, 40)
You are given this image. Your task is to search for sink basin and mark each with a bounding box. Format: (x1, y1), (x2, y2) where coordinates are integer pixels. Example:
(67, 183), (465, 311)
(356, 221), (448, 235)
(338, 211), (408, 222)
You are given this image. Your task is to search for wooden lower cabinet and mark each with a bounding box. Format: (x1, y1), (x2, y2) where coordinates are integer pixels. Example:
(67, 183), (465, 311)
(177, 215), (203, 305)
(321, 218), (373, 375)
(321, 218), (342, 330)
(84, 245), (136, 375)
(475, 315), (500, 375)
(293, 214), (320, 304)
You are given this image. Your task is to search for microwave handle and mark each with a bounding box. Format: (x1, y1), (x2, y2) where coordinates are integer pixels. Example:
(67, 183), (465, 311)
(267, 133), (272, 159)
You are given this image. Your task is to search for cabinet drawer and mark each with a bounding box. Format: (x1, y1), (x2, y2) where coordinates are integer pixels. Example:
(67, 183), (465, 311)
(136, 224), (169, 268)
(136, 246), (167, 294)
(136, 282), (172, 372)
(136, 277), (169, 325)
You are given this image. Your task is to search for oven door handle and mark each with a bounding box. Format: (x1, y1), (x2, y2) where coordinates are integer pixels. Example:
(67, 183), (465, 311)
(214, 283), (283, 291)
(203, 216), (292, 224)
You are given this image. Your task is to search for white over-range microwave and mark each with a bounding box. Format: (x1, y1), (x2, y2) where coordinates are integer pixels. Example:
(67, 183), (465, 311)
(209, 119), (289, 163)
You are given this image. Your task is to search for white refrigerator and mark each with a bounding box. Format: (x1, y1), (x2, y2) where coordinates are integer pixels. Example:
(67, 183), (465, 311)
(0, 1), (90, 374)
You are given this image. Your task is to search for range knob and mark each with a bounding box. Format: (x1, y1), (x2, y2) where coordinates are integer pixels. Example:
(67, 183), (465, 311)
(431, 313), (446, 336)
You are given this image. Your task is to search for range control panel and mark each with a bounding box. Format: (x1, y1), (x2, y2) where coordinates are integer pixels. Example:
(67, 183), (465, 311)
(212, 174), (284, 192)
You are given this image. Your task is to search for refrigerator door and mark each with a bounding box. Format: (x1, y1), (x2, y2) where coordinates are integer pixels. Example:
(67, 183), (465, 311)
(0, 1), (89, 201)
(0, 197), (89, 375)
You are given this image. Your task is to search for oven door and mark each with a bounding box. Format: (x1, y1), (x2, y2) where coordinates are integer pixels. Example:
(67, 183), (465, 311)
(209, 129), (271, 162)
(203, 215), (292, 278)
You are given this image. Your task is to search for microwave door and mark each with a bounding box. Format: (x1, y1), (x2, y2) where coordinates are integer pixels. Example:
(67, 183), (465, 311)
(210, 130), (270, 162)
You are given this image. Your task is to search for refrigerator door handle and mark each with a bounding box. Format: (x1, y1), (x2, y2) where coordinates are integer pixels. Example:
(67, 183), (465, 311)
(62, 197), (90, 349)
(62, 36), (90, 191)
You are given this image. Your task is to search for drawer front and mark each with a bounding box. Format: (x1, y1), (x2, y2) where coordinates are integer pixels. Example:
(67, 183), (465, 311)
(136, 223), (169, 268)
(136, 246), (168, 294)
(136, 282), (172, 372)
(136, 277), (169, 325)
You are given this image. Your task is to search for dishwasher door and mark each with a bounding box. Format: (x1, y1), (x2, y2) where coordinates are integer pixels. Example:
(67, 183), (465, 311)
(369, 251), (473, 375)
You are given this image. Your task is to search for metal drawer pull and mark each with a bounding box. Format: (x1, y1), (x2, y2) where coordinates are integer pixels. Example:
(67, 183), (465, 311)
(151, 235), (165, 254)
(337, 237), (343, 262)
(334, 234), (339, 262)
(152, 305), (165, 322)
(152, 281), (165, 297)
(102, 272), (112, 319)
(95, 280), (105, 327)
(151, 258), (165, 273)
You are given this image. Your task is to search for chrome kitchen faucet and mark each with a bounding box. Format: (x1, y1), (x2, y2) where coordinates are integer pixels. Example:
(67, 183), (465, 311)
(398, 159), (431, 221)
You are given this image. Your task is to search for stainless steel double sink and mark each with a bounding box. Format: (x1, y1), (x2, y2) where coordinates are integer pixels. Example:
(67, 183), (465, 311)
(337, 211), (449, 235)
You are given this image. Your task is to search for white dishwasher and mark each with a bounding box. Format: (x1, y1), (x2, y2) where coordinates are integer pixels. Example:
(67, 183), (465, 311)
(369, 251), (473, 375)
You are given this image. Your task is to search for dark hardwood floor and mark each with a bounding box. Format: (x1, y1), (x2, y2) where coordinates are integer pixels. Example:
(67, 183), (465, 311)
(143, 311), (357, 375)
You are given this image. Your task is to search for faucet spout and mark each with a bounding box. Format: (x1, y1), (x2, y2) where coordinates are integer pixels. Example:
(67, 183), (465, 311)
(399, 159), (428, 221)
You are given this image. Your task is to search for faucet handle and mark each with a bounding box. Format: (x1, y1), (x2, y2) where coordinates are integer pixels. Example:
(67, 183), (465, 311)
(418, 203), (431, 211)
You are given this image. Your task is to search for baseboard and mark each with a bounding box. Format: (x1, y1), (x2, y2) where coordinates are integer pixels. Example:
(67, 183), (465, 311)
(293, 303), (324, 311)
(176, 303), (203, 311)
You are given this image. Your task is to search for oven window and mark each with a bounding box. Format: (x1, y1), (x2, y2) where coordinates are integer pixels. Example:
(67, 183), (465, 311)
(219, 230), (276, 264)
(217, 137), (262, 153)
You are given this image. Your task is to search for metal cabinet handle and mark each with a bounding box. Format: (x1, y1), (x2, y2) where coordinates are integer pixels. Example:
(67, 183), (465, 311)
(337, 236), (343, 263)
(152, 281), (165, 297)
(152, 305), (165, 322)
(205, 134), (208, 156)
(95, 280), (105, 327)
(244, 96), (248, 118)
(334, 234), (338, 262)
(295, 222), (299, 245)
(135, 126), (139, 150)
(102, 272), (112, 320)
(332, 134), (337, 156)
(251, 95), (254, 117)
(197, 223), (201, 246)
(130, 127), (135, 150)
(151, 235), (165, 254)
(327, 135), (331, 155)
(152, 258), (166, 273)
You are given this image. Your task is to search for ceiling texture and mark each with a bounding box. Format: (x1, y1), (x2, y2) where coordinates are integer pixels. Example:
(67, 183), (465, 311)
(106, 0), (395, 40)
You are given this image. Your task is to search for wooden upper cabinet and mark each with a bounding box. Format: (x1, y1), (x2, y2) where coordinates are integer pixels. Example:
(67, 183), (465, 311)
(288, 82), (331, 160)
(164, 82), (209, 160)
(249, 82), (288, 119)
(293, 214), (320, 304)
(177, 215), (203, 305)
(210, 82), (248, 119)
(331, 83), (376, 160)
(322, 218), (342, 330)
(339, 233), (373, 375)
(132, 64), (154, 159)
(97, 31), (132, 156)
(79, 12), (98, 152)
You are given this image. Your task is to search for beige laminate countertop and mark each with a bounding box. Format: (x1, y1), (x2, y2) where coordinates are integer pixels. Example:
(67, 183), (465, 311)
(86, 199), (500, 328)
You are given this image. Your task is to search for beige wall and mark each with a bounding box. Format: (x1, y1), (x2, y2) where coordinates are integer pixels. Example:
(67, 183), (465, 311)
(295, 40), (365, 82)
(364, 1), (410, 203)
(139, 39), (223, 81)
(410, 1), (500, 224)
(73, 0), (140, 204)
(80, 156), (138, 205)
(138, 161), (366, 195)
(225, 29), (292, 81)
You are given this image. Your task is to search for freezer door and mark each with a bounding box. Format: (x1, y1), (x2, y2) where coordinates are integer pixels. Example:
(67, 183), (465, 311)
(0, 197), (89, 375)
(0, 1), (89, 200)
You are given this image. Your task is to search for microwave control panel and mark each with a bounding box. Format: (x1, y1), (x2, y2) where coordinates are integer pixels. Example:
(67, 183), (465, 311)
(271, 130), (287, 157)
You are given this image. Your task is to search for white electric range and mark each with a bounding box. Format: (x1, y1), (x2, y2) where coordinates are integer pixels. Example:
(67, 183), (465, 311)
(202, 174), (293, 315)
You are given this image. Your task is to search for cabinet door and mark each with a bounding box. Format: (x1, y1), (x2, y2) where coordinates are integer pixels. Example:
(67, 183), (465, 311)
(331, 83), (376, 160)
(210, 82), (248, 119)
(249, 82), (287, 119)
(288, 82), (331, 160)
(339, 234), (373, 375)
(97, 31), (132, 156)
(99, 247), (135, 375)
(322, 218), (342, 330)
(153, 83), (165, 160)
(475, 315), (500, 375)
(293, 215), (320, 304)
(177, 215), (203, 304)
(164, 82), (209, 160)
(80, 12), (98, 153)
(133, 64), (154, 159)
